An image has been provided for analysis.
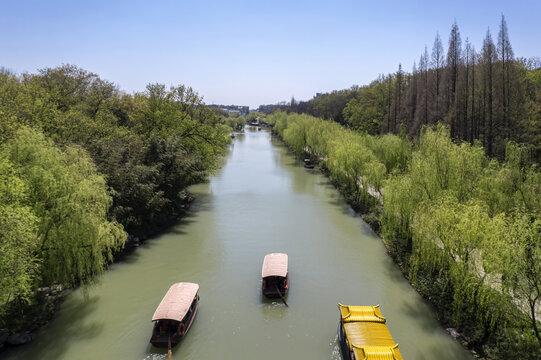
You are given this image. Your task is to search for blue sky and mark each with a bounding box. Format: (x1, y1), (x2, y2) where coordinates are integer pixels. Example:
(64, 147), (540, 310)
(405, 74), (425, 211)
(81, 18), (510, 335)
(1, 0), (540, 108)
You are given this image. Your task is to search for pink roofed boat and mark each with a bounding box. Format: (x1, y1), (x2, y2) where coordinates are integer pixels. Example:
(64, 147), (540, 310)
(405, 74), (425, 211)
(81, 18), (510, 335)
(150, 282), (199, 349)
(261, 253), (289, 299)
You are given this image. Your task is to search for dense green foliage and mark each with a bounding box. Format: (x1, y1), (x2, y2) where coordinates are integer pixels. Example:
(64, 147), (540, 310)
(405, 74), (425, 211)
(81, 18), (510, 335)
(0, 157), (39, 310)
(269, 111), (540, 358)
(246, 111), (264, 124)
(270, 111), (410, 216)
(277, 20), (541, 354)
(222, 113), (246, 131)
(0, 65), (230, 329)
(2, 127), (125, 287)
(289, 17), (541, 163)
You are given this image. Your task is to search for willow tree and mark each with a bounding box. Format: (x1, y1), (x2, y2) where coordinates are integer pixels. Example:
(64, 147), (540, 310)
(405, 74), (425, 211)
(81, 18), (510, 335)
(282, 114), (313, 155)
(369, 133), (411, 174)
(305, 117), (342, 158)
(476, 142), (541, 216)
(3, 127), (125, 287)
(327, 133), (385, 199)
(0, 157), (40, 313)
(381, 125), (484, 251)
(410, 197), (512, 337)
(484, 213), (541, 349)
(269, 111), (290, 137)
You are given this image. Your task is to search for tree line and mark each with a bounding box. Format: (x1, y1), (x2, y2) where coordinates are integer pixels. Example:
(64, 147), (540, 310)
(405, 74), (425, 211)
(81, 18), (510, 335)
(0, 65), (233, 330)
(288, 16), (541, 163)
(267, 111), (540, 359)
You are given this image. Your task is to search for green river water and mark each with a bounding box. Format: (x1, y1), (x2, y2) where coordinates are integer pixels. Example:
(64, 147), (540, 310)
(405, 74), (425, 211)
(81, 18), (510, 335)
(4, 127), (473, 359)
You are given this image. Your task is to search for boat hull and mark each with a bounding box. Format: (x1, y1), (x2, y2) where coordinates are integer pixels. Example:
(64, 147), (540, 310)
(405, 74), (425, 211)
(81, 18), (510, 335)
(303, 158), (314, 168)
(338, 321), (353, 360)
(150, 296), (199, 348)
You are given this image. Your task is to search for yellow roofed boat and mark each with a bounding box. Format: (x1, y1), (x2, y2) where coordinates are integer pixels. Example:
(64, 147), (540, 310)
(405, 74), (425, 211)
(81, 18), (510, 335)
(337, 304), (404, 360)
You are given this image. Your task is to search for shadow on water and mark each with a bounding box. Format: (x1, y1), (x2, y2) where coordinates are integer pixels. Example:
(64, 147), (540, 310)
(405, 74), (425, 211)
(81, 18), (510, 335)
(403, 339), (468, 360)
(326, 196), (359, 217)
(5, 295), (104, 360)
(269, 139), (363, 218)
(187, 190), (214, 214)
(381, 250), (408, 282)
(400, 299), (443, 332)
(271, 149), (298, 170)
(114, 193), (212, 266)
(316, 178), (333, 187)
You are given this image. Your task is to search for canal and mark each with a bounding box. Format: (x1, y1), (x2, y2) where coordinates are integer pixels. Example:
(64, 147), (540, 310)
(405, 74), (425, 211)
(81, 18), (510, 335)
(5, 127), (472, 359)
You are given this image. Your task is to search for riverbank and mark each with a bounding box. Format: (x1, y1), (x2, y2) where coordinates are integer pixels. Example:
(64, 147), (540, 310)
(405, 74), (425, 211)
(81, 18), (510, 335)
(0, 286), (68, 351)
(266, 111), (540, 360)
(278, 138), (487, 358)
(0, 67), (234, 352)
(0, 191), (196, 353)
(311, 160), (481, 357)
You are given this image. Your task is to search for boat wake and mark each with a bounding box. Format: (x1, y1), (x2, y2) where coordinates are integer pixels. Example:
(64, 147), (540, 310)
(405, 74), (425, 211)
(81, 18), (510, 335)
(330, 334), (341, 360)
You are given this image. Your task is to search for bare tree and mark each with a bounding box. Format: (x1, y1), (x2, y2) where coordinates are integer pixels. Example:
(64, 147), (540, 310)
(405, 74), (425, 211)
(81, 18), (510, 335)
(394, 64), (404, 133)
(464, 39), (477, 143)
(446, 22), (462, 138)
(387, 74), (393, 133)
(497, 14), (514, 138)
(431, 33), (445, 123)
(419, 46), (429, 127)
(409, 61), (418, 134)
(482, 29), (496, 156)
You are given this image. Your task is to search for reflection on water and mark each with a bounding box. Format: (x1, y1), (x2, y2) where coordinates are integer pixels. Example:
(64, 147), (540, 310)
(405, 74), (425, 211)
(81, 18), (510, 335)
(4, 128), (472, 360)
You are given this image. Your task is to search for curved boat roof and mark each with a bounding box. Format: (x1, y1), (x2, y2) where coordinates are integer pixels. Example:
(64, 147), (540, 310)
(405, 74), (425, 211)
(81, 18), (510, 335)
(262, 253), (288, 278)
(352, 344), (402, 360)
(339, 304), (386, 323)
(338, 304), (403, 360)
(152, 282), (199, 322)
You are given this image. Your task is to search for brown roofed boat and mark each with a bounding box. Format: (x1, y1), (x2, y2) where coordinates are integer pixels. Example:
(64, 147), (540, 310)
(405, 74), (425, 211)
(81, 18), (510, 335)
(150, 282), (199, 349)
(261, 253), (289, 299)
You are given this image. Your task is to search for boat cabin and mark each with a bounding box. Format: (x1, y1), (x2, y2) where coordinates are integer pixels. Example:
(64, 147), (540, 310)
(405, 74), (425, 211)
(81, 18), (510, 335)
(261, 253), (289, 298)
(337, 304), (403, 360)
(150, 282), (199, 348)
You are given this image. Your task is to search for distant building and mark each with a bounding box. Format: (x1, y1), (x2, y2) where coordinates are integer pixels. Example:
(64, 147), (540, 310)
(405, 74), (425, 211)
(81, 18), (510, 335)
(208, 104), (249, 116)
(257, 103), (289, 113)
